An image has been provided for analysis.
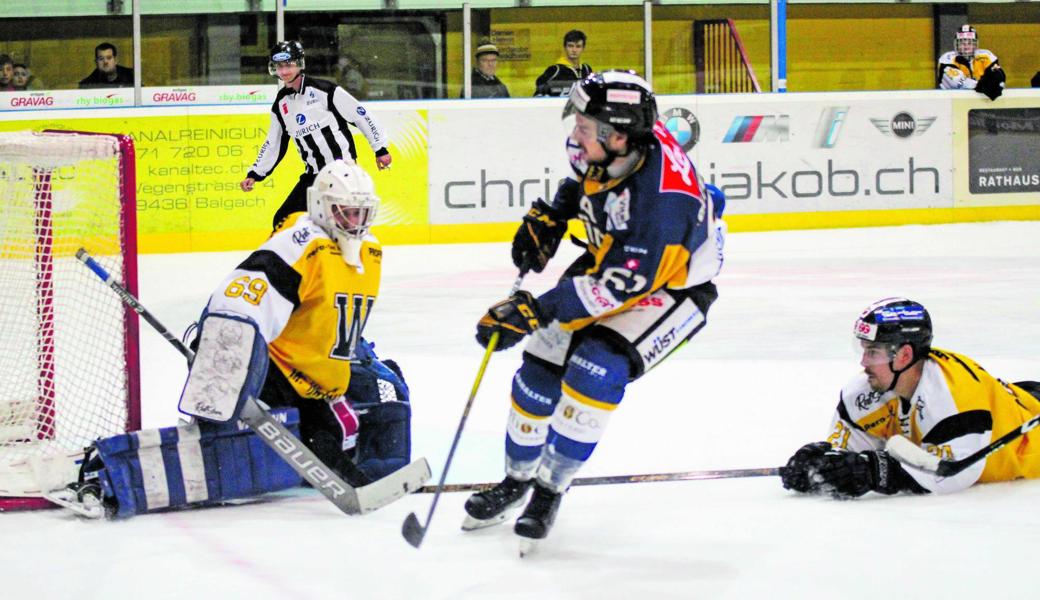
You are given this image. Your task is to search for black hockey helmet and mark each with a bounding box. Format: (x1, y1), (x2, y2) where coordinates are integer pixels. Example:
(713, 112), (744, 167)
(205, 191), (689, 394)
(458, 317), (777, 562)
(269, 40), (305, 76)
(563, 70), (658, 145)
(854, 297), (933, 361)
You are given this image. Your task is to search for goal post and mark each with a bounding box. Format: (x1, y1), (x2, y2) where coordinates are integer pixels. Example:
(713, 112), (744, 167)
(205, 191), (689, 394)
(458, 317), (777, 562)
(0, 130), (139, 511)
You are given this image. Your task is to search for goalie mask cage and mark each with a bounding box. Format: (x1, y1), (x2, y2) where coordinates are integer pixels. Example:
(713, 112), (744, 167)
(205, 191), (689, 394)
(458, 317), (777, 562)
(0, 130), (139, 511)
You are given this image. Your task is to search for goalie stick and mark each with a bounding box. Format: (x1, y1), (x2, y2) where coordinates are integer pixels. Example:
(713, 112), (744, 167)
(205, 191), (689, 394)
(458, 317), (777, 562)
(75, 247), (430, 516)
(886, 412), (1040, 477)
(417, 467), (781, 493)
(401, 270), (527, 549)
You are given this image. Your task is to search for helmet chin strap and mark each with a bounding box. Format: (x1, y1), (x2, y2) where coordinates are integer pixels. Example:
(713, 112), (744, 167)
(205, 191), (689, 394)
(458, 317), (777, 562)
(885, 350), (922, 393)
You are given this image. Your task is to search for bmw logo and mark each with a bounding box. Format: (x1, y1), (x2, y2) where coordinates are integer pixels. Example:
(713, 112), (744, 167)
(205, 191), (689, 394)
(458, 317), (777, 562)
(662, 107), (700, 153)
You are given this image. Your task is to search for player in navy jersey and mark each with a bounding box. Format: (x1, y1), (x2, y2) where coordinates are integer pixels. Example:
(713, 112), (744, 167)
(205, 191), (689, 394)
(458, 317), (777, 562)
(465, 70), (727, 554)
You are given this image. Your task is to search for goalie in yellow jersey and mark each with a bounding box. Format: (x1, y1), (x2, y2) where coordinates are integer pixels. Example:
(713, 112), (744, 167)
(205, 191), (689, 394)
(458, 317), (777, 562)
(937, 24), (1005, 100)
(180, 159), (412, 489)
(781, 298), (1040, 499)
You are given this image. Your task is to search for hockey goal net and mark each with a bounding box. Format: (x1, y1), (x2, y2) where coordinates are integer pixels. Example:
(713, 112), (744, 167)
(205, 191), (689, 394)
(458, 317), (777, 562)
(0, 130), (139, 511)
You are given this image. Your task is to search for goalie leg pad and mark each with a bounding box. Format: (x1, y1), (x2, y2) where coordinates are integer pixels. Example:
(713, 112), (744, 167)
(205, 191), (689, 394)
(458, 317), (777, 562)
(91, 408), (302, 518)
(353, 401), (411, 482)
(179, 312), (269, 423)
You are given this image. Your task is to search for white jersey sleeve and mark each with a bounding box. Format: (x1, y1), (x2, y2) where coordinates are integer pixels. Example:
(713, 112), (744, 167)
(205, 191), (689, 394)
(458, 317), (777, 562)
(203, 219), (323, 344)
(248, 108), (289, 180)
(330, 87), (388, 153)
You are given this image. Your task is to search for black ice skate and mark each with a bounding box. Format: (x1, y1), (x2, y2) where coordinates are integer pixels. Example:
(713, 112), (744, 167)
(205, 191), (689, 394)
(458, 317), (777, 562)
(461, 476), (533, 531)
(514, 482), (562, 557)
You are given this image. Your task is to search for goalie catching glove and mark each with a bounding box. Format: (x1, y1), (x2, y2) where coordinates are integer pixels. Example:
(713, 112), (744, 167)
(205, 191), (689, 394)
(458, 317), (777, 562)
(511, 199), (566, 273)
(475, 291), (545, 351)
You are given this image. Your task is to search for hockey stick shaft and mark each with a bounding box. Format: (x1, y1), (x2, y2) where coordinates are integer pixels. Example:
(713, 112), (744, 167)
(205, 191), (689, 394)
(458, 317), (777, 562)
(76, 248), (192, 361)
(888, 413), (1040, 477)
(417, 467), (781, 493)
(402, 271), (527, 548)
(75, 247), (429, 516)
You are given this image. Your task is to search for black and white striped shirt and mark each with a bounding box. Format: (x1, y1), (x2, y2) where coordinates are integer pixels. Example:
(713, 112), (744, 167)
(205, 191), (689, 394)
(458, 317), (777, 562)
(247, 76), (388, 181)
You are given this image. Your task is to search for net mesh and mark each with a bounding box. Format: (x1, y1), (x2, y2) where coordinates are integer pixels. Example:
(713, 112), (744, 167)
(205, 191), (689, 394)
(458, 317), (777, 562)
(0, 131), (135, 499)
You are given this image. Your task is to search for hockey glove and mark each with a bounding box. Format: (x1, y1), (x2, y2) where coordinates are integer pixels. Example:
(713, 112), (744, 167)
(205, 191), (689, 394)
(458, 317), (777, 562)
(512, 199), (566, 273)
(475, 291), (545, 351)
(780, 441), (833, 493)
(977, 64), (1006, 100)
(812, 448), (916, 499)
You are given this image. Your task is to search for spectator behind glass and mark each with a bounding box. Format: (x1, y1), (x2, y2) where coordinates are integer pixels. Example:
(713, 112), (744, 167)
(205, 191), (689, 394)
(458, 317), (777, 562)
(533, 29), (592, 97)
(79, 42), (134, 89)
(463, 41), (510, 99)
(0, 55), (15, 91)
(12, 63), (41, 91)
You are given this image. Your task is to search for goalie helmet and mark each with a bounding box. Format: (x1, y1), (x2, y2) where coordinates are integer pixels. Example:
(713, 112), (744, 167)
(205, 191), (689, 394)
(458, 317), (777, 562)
(307, 160), (379, 267)
(268, 40), (305, 76)
(854, 297), (933, 361)
(563, 70), (658, 145)
(955, 25), (978, 59)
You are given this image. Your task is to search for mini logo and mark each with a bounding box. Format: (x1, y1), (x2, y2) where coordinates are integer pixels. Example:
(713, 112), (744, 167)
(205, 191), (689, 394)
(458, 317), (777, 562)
(662, 107), (700, 152)
(870, 112), (935, 138)
(724, 115), (789, 143)
(356, 106), (367, 116)
(296, 114), (306, 125)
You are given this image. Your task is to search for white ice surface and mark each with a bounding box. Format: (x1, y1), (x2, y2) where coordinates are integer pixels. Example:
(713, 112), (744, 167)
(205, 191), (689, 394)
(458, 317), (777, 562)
(3, 221), (1040, 599)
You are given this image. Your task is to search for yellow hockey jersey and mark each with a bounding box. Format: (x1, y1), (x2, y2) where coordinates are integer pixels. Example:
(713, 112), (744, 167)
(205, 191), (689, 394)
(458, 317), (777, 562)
(204, 212), (381, 401)
(827, 348), (1040, 493)
(937, 49), (999, 90)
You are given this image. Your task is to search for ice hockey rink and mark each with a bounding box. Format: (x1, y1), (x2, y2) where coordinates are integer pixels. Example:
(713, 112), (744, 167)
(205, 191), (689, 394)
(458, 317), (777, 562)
(4, 220), (1039, 599)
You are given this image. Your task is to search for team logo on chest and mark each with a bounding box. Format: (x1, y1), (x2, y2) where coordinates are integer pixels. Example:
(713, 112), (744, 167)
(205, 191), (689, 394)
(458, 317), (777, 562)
(605, 188), (631, 231)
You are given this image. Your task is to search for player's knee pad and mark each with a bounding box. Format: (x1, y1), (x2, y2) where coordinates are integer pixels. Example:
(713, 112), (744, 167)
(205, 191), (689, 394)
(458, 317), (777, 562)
(353, 401), (411, 482)
(179, 312), (269, 423)
(88, 408), (302, 518)
(506, 358), (560, 472)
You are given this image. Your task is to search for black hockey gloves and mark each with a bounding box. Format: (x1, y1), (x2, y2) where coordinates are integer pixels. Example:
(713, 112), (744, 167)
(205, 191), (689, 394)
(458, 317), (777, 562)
(476, 291), (545, 351)
(811, 448), (924, 498)
(780, 441), (833, 492)
(977, 64), (1006, 100)
(512, 199), (566, 273)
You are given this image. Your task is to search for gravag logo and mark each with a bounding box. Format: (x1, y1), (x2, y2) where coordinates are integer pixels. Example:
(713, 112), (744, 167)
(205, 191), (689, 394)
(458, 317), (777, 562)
(296, 114), (307, 125)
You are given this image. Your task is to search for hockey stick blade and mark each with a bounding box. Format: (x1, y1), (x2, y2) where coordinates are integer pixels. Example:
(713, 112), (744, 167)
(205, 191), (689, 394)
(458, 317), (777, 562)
(887, 412), (1040, 477)
(401, 512), (426, 548)
(417, 467), (781, 493)
(356, 457), (431, 514)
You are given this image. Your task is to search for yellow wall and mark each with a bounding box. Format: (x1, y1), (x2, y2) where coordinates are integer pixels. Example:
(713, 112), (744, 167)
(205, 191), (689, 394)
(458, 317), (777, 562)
(968, 4), (1040, 89)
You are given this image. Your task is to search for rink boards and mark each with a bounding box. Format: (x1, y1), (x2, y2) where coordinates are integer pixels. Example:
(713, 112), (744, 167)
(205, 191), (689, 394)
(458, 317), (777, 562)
(0, 87), (1037, 253)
